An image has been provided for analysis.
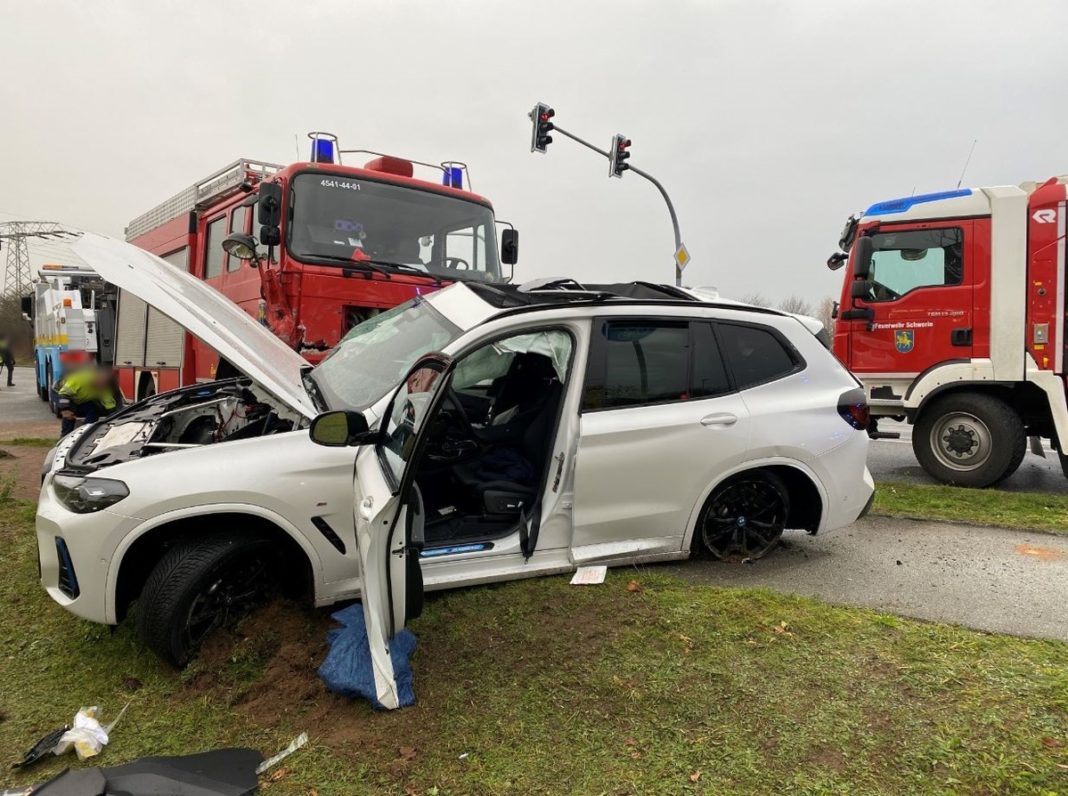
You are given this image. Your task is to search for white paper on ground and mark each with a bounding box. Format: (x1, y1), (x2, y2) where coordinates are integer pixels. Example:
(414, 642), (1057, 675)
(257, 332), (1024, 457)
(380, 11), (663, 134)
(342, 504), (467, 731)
(570, 565), (607, 585)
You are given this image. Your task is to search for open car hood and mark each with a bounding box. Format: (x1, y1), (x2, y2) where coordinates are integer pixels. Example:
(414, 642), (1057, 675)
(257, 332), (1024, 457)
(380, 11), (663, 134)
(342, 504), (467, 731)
(73, 233), (317, 417)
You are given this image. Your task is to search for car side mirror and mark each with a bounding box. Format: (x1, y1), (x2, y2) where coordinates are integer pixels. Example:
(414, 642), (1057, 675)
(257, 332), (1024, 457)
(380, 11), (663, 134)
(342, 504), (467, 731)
(501, 228), (519, 265)
(851, 280), (872, 299)
(853, 236), (874, 279)
(309, 410), (377, 447)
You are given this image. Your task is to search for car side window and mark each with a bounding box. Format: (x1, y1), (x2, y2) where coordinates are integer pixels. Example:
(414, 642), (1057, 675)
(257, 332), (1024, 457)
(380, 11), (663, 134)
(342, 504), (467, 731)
(691, 322), (731, 399)
(716, 322), (800, 390)
(583, 320), (690, 410)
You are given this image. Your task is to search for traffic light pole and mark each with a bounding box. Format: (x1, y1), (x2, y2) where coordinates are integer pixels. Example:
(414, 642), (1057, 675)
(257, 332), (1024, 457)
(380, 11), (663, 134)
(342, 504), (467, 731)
(551, 125), (685, 287)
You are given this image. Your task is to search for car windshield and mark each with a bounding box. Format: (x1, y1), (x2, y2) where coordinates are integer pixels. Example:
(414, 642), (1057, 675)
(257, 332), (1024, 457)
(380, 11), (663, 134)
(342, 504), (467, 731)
(310, 297), (462, 410)
(289, 173), (502, 282)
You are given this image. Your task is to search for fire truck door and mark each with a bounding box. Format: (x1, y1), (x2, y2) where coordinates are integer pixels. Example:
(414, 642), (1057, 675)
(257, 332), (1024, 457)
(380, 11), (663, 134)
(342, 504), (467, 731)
(846, 223), (974, 376)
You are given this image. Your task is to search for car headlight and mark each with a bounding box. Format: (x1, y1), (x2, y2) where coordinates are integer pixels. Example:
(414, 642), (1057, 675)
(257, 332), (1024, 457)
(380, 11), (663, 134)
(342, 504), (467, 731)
(52, 474), (129, 514)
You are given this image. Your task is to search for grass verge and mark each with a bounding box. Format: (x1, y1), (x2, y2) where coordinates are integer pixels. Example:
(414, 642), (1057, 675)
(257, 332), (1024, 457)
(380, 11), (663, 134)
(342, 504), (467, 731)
(1, 497), (1066, 794)
(0, 437), (57, 448)
(874, 480), (1068, 534)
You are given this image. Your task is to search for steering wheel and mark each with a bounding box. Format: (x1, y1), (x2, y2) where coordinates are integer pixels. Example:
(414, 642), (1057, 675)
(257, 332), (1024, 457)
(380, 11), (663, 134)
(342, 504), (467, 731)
(445, 390), (476, 438)
(871, 281), (901, 301)
(444, 256), (470, 271)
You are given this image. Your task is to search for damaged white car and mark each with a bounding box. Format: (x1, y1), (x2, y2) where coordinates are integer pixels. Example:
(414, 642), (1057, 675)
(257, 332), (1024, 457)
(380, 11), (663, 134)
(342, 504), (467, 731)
(37, 235), (873, 709)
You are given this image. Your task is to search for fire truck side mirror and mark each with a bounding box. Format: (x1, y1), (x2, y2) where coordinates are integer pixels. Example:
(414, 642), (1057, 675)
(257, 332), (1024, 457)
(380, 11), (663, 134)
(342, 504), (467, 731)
(501, 228), (519, 265)
(258, 183), (283, 227)
(853, 236), (873, 278)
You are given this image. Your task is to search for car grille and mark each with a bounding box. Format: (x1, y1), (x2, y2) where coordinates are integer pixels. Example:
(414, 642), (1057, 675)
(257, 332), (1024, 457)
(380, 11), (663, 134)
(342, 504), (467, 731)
(54, 538), (80, 599)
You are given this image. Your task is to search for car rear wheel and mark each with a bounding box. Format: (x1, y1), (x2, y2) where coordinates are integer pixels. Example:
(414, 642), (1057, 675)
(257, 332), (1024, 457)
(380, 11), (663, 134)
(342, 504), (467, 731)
(912, 393), (1025, 488)
(697, 470), (790, 561)
(136, 534), (276, 667)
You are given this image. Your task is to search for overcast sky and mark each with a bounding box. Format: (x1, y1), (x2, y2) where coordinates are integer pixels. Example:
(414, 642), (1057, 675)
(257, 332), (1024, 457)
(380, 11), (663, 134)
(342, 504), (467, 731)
(2, 0), (1067, 304)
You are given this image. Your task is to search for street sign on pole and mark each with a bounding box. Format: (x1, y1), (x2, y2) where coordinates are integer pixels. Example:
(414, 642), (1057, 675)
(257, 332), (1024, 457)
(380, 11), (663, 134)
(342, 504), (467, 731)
(674, 243), (691, 272)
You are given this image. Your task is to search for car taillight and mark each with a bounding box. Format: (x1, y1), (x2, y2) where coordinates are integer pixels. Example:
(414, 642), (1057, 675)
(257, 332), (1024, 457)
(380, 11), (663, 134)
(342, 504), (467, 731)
(837, 389), (869, 430)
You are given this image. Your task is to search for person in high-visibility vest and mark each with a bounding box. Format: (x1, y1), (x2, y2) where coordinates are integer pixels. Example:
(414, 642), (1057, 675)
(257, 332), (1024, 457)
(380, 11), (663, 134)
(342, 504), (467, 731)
(55, 366), (118, 436)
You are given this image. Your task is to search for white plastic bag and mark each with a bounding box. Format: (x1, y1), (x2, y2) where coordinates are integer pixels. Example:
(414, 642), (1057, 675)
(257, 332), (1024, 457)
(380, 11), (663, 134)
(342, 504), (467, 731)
(53, 706), (108, 760)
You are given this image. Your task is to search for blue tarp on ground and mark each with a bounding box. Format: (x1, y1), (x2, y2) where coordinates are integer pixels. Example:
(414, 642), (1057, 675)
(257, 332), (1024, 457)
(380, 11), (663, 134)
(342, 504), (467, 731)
(318, 604), (418, 709)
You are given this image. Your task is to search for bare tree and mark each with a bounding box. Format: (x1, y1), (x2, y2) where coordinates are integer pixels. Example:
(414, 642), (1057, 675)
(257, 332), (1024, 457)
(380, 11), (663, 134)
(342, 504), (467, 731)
(740, 292), (772, 308)
(0, 294), (33, 363)
(815, 297), (836, 336)
(777, 296), (814, 316)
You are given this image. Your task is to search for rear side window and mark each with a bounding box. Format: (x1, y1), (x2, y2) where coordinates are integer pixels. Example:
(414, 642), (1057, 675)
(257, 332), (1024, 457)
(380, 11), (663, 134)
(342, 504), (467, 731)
(586, 321), (689, 409)
(691, 322), (731, 399)
(717, 323), (800, 389)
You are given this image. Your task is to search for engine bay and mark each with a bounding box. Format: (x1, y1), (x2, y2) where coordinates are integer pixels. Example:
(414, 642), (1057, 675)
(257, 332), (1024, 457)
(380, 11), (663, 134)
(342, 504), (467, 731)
(65, 378), (303, 470)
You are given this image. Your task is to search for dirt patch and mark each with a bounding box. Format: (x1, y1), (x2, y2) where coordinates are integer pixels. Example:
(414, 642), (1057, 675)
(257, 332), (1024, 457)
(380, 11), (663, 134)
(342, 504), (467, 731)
(0, 445), (46, 501)
(185, 580), (655, 770)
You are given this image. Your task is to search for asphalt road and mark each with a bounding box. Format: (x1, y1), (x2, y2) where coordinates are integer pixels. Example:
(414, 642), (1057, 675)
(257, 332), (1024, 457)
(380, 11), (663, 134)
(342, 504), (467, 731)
(0, 366), (56, 432)
(671, 516), (1068, 642)
(868, 419), (1068, 494)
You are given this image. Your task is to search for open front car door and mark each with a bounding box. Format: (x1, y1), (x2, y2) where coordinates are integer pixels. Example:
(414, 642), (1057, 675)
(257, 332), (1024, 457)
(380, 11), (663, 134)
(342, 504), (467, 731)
(349, 354), (451, 709)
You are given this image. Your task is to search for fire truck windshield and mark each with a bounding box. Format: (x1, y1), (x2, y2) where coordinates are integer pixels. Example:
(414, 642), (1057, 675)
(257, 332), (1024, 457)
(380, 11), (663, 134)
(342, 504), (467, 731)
(288, 173), (502, 282)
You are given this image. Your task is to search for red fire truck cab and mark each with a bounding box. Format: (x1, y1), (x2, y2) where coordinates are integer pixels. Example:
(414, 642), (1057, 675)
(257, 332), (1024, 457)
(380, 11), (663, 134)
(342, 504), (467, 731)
(118, 134), (517, 401)
(830, 177), (1068, 487)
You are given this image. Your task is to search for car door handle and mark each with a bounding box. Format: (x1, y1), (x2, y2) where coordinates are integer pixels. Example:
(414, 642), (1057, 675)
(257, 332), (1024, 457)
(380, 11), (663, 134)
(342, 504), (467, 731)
(700, 413), (738, 427)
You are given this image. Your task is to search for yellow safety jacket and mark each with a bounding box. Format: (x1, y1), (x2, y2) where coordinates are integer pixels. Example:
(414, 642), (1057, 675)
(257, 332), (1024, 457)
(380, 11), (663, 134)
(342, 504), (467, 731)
(57, 370), (117, 411)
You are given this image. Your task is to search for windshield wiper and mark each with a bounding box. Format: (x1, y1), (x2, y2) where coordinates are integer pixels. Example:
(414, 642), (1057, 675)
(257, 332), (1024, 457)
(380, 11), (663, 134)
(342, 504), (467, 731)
(309, 254), (394, 279)
(300, 365), (328, 413)
(361, 259), (445, 284)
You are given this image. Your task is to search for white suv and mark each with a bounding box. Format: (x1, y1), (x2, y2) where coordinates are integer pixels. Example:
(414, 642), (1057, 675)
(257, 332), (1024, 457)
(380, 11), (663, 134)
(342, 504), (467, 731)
(37, 236), (873, 708)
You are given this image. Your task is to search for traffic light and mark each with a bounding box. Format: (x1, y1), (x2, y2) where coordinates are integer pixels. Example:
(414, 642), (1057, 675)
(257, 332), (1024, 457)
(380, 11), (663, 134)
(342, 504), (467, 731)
(530, 103), (555, 154)
(609, 134), (631, 178)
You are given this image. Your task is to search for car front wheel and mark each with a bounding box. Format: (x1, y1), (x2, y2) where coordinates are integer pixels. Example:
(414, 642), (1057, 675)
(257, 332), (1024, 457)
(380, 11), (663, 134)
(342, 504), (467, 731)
(696, 470), (790, 561)
(136, 534), (276, 667)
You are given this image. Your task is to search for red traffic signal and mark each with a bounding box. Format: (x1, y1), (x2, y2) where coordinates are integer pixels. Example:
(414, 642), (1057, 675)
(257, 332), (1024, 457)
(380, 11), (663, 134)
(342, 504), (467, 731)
(609, 133), (631, 178)
(530, 102), (555, 154)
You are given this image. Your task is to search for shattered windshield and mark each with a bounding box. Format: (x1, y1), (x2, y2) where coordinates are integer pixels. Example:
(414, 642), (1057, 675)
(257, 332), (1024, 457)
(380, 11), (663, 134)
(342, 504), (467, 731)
(310, 297), (462, 410)
(289, 173), (502, 282)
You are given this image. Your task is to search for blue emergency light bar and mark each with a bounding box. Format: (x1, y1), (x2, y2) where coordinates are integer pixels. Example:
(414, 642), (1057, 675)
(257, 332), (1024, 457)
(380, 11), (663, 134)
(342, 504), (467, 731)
(442, 165), (463, 189)
(311, 138), (335, 164)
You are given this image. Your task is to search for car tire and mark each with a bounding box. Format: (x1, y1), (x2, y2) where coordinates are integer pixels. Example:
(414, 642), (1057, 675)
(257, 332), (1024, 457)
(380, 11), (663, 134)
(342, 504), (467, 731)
(913, 392), (1025, 488)
(696, 470), (790, 561)
(36, 360), (48, 402)
(46, 364), (59, 416)
(136, 534), (276, 667)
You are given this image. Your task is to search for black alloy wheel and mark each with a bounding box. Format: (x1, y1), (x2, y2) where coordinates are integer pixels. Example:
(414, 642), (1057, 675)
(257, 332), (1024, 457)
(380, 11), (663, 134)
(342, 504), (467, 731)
(699, 471), (790, 561)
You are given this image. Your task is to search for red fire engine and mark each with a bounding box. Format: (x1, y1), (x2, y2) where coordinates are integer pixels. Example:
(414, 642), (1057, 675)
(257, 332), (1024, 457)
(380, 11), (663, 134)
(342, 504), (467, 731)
(829, 177), (1068, 487)
(117, 132), (518, 401)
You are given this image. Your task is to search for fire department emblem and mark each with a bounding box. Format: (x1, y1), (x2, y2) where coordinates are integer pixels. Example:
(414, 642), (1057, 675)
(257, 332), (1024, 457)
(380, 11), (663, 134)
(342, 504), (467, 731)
(895, 329), (915, 353)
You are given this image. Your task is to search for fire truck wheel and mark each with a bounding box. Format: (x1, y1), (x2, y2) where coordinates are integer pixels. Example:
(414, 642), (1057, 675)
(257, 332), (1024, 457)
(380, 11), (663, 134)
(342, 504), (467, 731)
(913, 393), (1025, 488)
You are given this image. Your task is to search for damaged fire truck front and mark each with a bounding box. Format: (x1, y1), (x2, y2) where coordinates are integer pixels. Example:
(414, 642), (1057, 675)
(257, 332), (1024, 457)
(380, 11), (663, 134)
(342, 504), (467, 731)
(117, 133), (518, 401)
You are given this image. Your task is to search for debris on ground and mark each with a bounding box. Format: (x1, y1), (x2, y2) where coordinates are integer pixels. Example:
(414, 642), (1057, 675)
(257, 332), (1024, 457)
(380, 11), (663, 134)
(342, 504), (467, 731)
(11, 748), (263, 795)
(13, 726), (68, 769)
(13, 703), (130, 769)
(569, 565), (606, 585)
(255, 732), (308, 775)
(318, 605), (417, 709)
